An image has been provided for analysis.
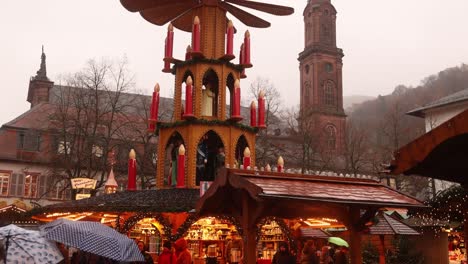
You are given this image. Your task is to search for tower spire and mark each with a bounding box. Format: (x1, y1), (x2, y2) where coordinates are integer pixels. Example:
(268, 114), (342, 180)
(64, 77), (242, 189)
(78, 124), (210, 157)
(35, 45), (48, 81)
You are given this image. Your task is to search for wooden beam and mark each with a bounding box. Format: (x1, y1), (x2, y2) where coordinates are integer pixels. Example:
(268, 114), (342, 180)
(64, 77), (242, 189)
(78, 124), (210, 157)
(348, 207), (363, 264)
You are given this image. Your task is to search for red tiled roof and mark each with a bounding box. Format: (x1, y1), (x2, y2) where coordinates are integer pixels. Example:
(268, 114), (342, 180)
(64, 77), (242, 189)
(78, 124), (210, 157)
(237, 173), (423, 207)
(4, 103), (55, 130)
(368, 213), (419, 235)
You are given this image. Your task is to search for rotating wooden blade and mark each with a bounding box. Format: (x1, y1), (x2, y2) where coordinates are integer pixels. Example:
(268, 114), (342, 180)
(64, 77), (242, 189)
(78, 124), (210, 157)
(140, 1), (197, 26)
(120, 0), (177, 12)
(219, 2), (270, 28)
(171, 8), (197, 32)
(225, 0), (294, 16)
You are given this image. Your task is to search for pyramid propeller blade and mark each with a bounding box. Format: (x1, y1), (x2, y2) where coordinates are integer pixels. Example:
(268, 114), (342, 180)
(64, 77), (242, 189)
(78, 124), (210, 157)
(220, 2), (270, 28)
(225, 0), (294, 16)
(171, 8), (198, 32)
(140, 2), (197, 26)
(120, 0), (176, 12)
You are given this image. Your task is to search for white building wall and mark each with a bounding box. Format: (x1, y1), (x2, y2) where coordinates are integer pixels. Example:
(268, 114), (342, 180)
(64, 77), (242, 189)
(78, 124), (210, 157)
(424, 101), (468, 132)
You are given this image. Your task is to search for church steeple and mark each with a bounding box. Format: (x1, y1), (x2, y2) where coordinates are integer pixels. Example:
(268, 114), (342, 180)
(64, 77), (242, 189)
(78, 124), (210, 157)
(34, 45), (49, 81)
(27, 46), (54, 108)
(298, 0), (346, 157)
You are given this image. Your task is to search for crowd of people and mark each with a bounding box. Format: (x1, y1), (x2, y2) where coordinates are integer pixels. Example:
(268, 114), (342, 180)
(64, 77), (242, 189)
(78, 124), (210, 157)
(270, 240), (349, 264)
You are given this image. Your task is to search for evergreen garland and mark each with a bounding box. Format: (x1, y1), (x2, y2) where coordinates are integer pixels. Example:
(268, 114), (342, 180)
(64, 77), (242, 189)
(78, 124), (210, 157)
(171, 58), (244, 73)
(256, 217), (297, 252)
(120, 212), (173, 237)
(362, 241), (379, 264)
(156, 119), (258, 134)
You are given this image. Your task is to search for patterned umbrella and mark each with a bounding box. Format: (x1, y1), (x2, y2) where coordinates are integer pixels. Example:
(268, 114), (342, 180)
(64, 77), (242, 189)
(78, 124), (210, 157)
(40, 219), (144, 262)
(0, 224), (64, 264)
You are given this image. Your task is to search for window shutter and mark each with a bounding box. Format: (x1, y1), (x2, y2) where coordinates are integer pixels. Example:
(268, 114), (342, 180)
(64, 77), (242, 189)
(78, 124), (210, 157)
(10, 173), (24, 197)
(38, 175), (47, 198)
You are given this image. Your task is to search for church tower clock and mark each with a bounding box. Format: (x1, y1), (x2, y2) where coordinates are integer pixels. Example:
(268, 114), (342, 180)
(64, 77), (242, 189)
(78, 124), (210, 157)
(298, 0), (346, 157)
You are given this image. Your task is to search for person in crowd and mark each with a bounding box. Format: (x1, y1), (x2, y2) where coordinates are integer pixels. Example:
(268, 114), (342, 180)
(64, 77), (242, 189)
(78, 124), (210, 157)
(301, 240), (319, 264)
(333, 246), (348, 264)
(174, 238), (191, 264)
(159, 241), (176, 264)
(57, 242), (70, 264)
(272, 242), (295, 264)
(225, 232), (243, 264)
(136, 241), (154, 264)
(320, 246), (334, 264)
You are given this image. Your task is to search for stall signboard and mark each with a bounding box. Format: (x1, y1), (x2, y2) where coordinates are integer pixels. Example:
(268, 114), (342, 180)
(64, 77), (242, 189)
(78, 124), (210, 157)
(71, 178), (97, 189)
(75, 194), (91, 200)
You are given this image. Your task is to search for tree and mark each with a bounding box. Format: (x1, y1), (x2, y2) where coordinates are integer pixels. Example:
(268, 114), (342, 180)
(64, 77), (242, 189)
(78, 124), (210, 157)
(248, 77), (284, 166)
(45, 57), (155, 199)
(345, 121), (372, 175)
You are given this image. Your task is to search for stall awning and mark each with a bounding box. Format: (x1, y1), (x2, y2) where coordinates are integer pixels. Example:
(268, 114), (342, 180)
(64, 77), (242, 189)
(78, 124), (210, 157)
(389, 108), (468, 186)
(197, 169), (424, 220)
(368, 213), (419, 235)
(30, 189), (199, 218)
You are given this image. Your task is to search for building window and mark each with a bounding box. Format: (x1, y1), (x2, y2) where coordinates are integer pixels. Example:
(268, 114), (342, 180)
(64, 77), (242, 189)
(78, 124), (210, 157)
(24, 174), (39, 198)
(57, 141), (71, 155)
(324, 63), (333, 73)
(47, 179), (71, 200)
(324, 125), (337, 150)
(305, 65), (310, 74)
(323, 80), (335, 106)
(17, 130), (41, 151)
(0, 172), (10, 196)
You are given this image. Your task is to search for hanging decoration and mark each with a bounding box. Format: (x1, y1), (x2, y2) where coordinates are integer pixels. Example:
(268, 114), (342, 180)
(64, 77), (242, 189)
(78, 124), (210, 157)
(121, 212), (173, 238)
(256, 216), (297, 252)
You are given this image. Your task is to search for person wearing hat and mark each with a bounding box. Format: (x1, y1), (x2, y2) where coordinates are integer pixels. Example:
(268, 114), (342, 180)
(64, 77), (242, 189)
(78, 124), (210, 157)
(174, 238), (192, 264)
(159, 241), (176, 264)
(272, 242), (295, 264)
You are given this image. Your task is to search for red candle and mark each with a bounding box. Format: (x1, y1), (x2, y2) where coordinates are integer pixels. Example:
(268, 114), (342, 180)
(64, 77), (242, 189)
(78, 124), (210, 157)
(257, 90), (266, 128)
(226, 20), (234, 56)
(167, 23), (174, 58)
(183, 76), (194, 118)
(243, 147), (251, 169)
(244, 30), (251, 65)
(192, 16), (201, 53)
(250, 101), (257, 127)
(185, 45), (192, 61)
(277, 156), (284, 173)
(163, 37), (170, 72)
(239, 43), (244, 64)
(127, 149), (137, 191)
(148, 83), (160, 132)
(177, 144), (186, 188)
(231, 79), (241, 119)
(240, 44), (246, 78)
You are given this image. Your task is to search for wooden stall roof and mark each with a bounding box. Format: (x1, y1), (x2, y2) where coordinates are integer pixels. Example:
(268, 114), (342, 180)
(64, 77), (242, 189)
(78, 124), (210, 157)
(246, 175), (422, 208)
(389, 108), (468, 185)
(300, 228), (331, 238)
(29, 189), (199, 217)
(368, 213), (419, 235)
(197, 169), (424, 217)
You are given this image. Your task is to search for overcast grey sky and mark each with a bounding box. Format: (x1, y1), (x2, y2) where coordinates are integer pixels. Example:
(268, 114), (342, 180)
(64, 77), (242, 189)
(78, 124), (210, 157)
(1, 0), (468, 126)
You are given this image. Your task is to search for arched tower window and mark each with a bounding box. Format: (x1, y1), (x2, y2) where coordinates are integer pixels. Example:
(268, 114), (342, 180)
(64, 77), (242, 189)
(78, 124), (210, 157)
(324, 124), (336, 150)
(323, 80), (335, 106)
(202, 69), (219, 117)
(226, 74), (235, 119)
